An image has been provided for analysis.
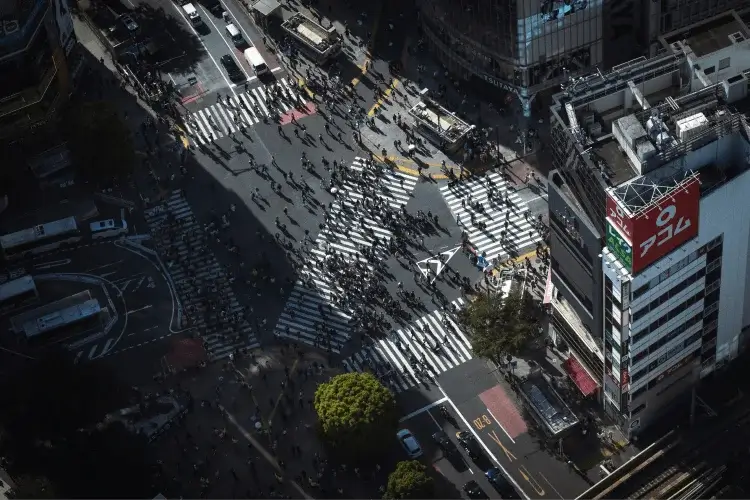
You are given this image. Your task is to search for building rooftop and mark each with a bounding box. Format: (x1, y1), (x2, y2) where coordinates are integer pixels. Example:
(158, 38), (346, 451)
(519, 373), (579, 436)
(663, 12), (748, 58)
(591, 138), (639, 186)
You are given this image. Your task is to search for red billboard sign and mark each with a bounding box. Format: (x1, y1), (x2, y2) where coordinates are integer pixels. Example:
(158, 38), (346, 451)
(607, 194), (633, 241)
(631, 177), (700, 274)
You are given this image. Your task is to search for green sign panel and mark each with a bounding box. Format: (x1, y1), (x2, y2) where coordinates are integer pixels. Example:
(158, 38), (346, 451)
(606, 223), (632, 271)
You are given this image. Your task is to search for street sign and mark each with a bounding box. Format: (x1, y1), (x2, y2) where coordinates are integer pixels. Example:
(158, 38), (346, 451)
(416, 246), (461, 283)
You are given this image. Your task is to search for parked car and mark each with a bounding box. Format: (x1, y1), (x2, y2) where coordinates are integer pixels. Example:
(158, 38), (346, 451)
(432, 431), (461, 459)
(119, 14), (139, 32)
(463, 480), (489, 499)
(397, 429), (423, 458)
(220, 55), (244, 82)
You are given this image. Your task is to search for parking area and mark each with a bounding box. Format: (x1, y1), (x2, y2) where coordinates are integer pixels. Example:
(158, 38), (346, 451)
(0, 239), (179, 376)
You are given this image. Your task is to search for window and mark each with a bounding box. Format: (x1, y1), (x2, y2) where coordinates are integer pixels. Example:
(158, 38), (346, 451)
(704, 66), (716, 75)
(632, 290), (705, 343)
(631, 403), (646, 416)
(719, 57), (730, 70)
(632, 267), (706, 321)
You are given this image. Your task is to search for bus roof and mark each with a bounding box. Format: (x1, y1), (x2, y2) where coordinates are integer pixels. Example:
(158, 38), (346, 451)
(22, 298), (101, 339)
(0, 275), (35, 303)
(0, 216), (78, 250)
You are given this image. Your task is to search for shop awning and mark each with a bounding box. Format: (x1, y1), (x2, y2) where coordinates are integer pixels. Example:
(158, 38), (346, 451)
(563, 356), (599, 396)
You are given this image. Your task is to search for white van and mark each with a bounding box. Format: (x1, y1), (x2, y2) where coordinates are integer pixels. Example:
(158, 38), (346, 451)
(225, 23), (244, 46)
(182, 3), (203, 27)
(243, 47), (269, 75)
(90, 219), (128, 240)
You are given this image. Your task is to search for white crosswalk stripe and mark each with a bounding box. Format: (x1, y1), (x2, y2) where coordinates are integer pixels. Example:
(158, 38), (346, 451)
(440, 172), (540, 262)
(144, 190), (260, 361)
(342, 298), (471, 393)
(274, 158), (418, 352)
(182, 78), (308, 145)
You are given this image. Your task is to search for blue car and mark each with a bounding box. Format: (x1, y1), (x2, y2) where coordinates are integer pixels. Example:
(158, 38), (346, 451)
(397, 429), (423, 458)
(486, 467), (520, 498)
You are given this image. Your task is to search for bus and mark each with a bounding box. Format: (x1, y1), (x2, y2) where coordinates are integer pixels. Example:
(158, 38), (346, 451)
(0, 275), (38, 309)
(22, 298), (102, 341)
(0, 216), (82, 259)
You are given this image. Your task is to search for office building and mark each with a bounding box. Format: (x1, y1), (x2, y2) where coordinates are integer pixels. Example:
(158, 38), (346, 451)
(546, 10), (750, 436)
(0, 0), (82, 142)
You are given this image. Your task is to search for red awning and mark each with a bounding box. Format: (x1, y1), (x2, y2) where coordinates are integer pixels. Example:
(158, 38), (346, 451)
(563, 356), (599, 396)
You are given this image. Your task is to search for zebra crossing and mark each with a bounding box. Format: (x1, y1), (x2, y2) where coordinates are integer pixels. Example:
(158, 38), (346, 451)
(144, 190), (260, 362)
(440, 172), (539, 262)
(182, 78), (308, 145)
(343, 298), (472, 393)
(273, 158), (418, 352)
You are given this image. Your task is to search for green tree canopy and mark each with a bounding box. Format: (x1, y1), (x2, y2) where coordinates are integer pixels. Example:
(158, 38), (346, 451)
(314, 372), (398, 461)
(384, 460), (435, 499)
(62, 100), (135, 180)
(460, 288), (538, 362)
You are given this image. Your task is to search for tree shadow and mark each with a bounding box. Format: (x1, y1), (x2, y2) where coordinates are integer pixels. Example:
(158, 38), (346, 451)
(131, 3), (207, 75)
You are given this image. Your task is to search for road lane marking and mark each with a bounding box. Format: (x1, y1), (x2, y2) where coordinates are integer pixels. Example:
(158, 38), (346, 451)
(221, 405), (313, 499)
(88, 344), (98, 360)
(399, 397), (449, 422)
(438, 384), (530, 500)
(539, 472), (564, 499)
(518, 465), (545, 496)
(170, 2), (236, 96)
(200, 6), (251, 82)
(486, 429), (517, 462)
(101, 338), (116, 356)
(487, 407), (516, 444)
(351, 6), (383, 87)
(127, 304), (153, 315)
(367, 78), (400, 117)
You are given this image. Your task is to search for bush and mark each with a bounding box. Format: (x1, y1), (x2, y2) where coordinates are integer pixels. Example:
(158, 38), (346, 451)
(384, 460), (435, 499)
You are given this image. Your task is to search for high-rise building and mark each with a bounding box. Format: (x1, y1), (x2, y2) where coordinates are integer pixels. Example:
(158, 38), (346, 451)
(417, 0), (607, 117)
(0, 0), (82, 143)
(416, 0), (750, 117)
(546, 10), (750, 437)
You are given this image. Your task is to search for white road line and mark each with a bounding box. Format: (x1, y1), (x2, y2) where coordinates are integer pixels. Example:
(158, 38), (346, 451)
(198, 4), (251, 82)
(233, 95), (253, 124)
(399, 397), (448, 422)
(169, 2), (236, 96)
(252, 87), (269, 116)
(439, 384), (530, 500)
(88, 344), (98, 360)
(486, 407), (516, 444)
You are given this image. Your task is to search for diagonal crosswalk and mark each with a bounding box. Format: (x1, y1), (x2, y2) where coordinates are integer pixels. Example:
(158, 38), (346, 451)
(144, 190), (259, 361)
(342, 298), (471, 393)
(440, 172), (540, 263)
(182, 78), (308, 145)
(273, 158), (418, 353)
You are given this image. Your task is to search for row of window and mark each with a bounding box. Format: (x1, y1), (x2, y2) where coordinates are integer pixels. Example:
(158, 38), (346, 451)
(631, 289), (705, 344)
(630, 349), (700, 401)
(630, 331), (702, 384)
(632, 267), (706, 322)
(630, 369), (695, 416)
(633, 247), (702, 300)
(631, 311), (704, 365)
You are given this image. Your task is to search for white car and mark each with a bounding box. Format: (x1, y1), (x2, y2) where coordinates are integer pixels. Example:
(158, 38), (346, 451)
(397, 429), (423, 458)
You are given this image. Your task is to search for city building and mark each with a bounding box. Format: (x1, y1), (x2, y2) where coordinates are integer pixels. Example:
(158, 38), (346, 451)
(546, 10), (750, 437)
(415, 0), (750, 118)
(0, 0), (82, 143)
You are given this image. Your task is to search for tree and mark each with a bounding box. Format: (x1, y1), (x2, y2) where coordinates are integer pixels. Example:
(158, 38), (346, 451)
(314, 372), (398, 461)
(62, 100), (135, 180)
(384, 460), (435, 499)
(460, 288), (538, 362)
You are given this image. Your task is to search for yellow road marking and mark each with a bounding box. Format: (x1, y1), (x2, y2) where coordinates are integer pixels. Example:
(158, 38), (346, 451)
(174, 124), (190, 148)
(371, 153), (449, 180)
(297, 78), (315, 99)
(350, 6), (383, 88)
(367, 78), (400, 117)
(491, 247), (546, 275)
(267, 358), (300, 424)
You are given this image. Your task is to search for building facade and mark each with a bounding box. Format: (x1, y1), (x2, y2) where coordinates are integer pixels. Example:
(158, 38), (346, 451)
(547, 10), (750, 436)
(416, 0), (607, 116)
(0, 0), (81, 143)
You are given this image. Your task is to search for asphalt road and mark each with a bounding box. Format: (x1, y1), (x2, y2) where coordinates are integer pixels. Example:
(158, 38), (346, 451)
(15, 240), (177, 366)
